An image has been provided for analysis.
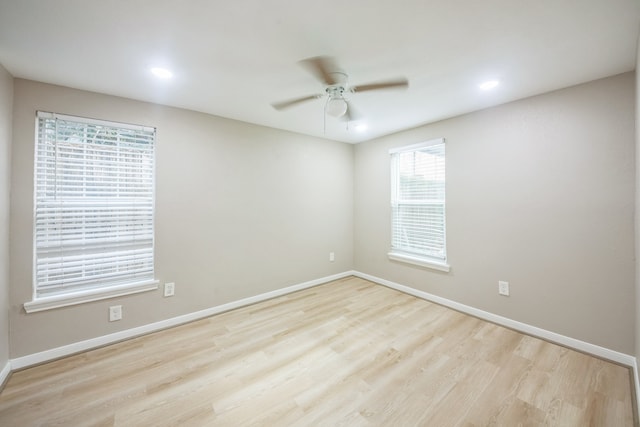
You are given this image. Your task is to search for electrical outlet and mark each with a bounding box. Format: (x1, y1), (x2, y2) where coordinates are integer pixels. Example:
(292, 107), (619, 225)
(329, 252), (335, 262)
(109, 305), (122, 322)
(498, 281), (510, 296)
(164, 282), (175, 297)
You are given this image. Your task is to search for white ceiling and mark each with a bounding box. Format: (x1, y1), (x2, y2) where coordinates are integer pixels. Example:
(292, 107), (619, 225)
(0, 1), (638, 143)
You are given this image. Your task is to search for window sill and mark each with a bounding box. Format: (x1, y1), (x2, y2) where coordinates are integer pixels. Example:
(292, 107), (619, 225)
(388, 252), (451, 273)
(24, 280), (159, 313)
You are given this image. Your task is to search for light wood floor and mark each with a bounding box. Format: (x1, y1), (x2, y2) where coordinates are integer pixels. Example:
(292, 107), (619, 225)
(0, 276), (635, 426)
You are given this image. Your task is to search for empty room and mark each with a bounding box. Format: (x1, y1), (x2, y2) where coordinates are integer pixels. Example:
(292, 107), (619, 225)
(1, 1), (640, 425)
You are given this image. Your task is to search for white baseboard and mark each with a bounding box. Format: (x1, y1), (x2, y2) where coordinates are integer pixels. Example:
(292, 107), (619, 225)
(634, 359), (640, 416)
(7, 268), (639, 414)
(0, 360), (10, 388)
(11, 271), (354, 370)
(353, 271), (636, 367)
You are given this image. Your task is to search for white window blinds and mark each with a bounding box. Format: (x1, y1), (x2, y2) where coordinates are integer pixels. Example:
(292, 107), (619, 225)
(390, 139), (446, 263)
(34, 112), (156, 299)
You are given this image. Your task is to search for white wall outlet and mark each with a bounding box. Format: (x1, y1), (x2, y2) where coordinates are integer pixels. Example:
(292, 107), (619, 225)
(164, 282), (175, 297)
(329, 252), (335, 262)
(498, 281), (510, 296)
(109, 305), (122, 322)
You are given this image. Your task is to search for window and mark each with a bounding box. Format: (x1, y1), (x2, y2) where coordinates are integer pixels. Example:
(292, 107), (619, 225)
(389, 138), (449, 272)
(26, 112), (158, 312)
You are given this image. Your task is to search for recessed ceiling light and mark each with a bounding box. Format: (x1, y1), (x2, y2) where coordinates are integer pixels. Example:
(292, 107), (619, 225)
(354, 124), (368, 132)
(150, 67), (173, 79)
(479, 80), (499, 91)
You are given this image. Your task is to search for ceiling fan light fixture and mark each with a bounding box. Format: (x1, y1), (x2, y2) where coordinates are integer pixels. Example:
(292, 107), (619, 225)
(326, 97), (348, 117)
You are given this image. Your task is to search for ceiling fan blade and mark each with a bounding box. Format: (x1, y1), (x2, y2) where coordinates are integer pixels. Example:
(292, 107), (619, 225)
(299, 56), (340, 85)
(271, 94), (321, 110)
(352, 78), (409, 93)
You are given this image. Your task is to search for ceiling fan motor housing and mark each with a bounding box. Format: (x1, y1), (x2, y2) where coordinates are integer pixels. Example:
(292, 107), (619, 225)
(326, 85), (346, 98)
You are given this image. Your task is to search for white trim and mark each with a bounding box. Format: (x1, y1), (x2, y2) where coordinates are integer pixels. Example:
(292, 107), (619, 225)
(389, 137), (444, 154)
(388, 252), (450, 272)
(353, 271), (636, 367)
(36, 111), (155, 133)
(633, 359), (640, 418)
(0, 360), (10, 388)
(24, 280), (159, 313)
(8, 267), (639, 418)
(11, 271), (354, 369)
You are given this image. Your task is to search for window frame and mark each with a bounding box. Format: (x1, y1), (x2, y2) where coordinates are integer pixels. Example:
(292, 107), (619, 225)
(25, 112), (158, 313)
(388, 138), (450, 272)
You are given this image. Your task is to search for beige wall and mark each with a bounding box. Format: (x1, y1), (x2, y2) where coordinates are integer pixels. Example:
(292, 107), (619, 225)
(9, 79), (354, 357)
(0, 64), (12, 368)
(355, 72), (636, 354)
(6, 72), (637, 359)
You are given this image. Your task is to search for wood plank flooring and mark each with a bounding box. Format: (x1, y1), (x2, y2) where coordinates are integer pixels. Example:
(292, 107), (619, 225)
(0, 276), (635, 426)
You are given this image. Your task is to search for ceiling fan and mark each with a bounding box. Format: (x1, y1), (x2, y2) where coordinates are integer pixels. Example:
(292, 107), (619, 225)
(271, 56), (409, 122)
